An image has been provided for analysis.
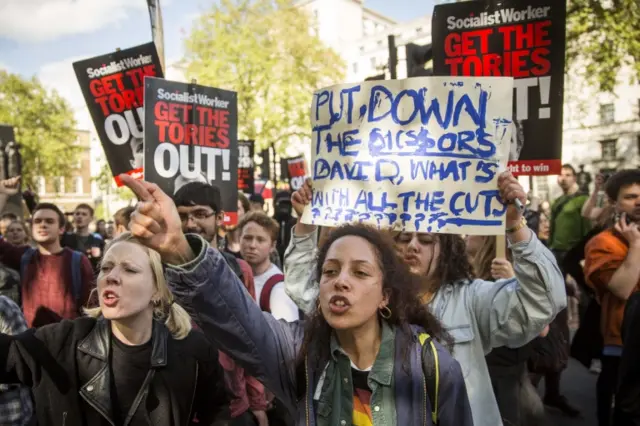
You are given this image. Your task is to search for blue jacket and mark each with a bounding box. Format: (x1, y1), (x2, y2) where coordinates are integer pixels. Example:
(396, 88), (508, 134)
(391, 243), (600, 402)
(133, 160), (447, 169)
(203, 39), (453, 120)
(166, 236), (473, 426)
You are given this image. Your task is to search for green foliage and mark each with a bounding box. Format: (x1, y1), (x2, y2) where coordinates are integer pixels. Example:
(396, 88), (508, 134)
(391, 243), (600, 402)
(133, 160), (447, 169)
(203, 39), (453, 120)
(93, 162), (135, 205)
(181, 0), (345, 153)
(0, 70), (82, 187)
(566, 0), (640, 92)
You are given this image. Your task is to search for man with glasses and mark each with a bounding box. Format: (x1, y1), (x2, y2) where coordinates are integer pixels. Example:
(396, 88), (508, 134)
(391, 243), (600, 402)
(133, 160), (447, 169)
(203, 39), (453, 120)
(173, 182), (270, 426)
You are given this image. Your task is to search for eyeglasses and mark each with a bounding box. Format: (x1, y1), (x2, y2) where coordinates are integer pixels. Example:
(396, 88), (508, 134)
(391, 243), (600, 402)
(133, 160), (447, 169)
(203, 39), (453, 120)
(179, 210), (216, 224)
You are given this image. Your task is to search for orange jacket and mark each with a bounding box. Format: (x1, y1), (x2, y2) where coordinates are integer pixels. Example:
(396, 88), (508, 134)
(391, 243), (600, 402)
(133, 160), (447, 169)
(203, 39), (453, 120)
(585, 230), (640, 347)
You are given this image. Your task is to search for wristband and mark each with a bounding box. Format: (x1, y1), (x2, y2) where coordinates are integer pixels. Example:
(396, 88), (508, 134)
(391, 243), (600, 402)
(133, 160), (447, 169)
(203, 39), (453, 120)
(506, 217), (527, 233)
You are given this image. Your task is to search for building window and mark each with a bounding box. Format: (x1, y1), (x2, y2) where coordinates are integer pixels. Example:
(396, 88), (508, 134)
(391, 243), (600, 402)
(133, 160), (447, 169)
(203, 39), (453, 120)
(601, 139), (617, 160)
(600, 103), (615, 125)
(416, 27), (424, 33)
(377, 40), (383, 47)
(352, 62), (358, 74)
(75, 176), (83, 194)
(37, 176), (45, 195)
(370, 57), (376, 68)
(535, 176), (550, 200)
(54, 177), (65, 194)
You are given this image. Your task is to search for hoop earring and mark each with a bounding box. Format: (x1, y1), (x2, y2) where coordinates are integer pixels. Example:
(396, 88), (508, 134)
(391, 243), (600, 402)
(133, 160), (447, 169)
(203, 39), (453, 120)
(379, 306), (392, 319)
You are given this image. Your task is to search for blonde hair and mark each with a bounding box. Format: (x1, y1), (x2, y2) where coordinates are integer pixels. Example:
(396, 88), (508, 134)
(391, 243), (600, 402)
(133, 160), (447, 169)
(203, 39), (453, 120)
(84, 232), (192, 340)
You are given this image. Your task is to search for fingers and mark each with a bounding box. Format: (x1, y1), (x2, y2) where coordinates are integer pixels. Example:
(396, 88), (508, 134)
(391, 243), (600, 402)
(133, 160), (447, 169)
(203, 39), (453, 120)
(120, 174), (153, 202)
(129, 210), (163, 238)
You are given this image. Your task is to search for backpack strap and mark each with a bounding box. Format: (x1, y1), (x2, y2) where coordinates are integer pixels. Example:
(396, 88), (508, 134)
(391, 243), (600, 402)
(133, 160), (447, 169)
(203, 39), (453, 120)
(70, 251), (83, 305)
(419, 333), (440, 425)
(20, 247), (37, 281)
(259, 273), (284, 313)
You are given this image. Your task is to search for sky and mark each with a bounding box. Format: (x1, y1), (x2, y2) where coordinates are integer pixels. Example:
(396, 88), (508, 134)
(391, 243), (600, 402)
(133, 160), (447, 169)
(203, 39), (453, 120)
(0, 0), (436, 132)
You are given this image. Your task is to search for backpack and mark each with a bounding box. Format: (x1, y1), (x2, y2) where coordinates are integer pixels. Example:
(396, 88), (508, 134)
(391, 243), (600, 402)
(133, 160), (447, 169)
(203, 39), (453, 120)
(419, 332), (441, 425)
(258, 273), (285, 313)
(258, 273), (305, 320)
(20, 248), (84, 308)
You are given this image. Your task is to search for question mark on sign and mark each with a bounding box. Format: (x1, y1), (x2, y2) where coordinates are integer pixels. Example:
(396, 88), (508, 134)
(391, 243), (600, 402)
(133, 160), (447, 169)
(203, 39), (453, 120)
(415, 213), (426, 230)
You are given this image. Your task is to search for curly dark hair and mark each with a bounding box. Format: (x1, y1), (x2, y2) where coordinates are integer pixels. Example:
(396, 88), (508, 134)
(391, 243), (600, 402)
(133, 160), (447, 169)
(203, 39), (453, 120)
(297, 224), (451, 375)
(432, 233), (475, 284)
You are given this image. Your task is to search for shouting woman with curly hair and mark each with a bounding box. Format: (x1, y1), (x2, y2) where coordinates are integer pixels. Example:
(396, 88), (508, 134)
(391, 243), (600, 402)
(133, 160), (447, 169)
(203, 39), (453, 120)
(284, 172), (567, 426)
(118, 174), (473, 426)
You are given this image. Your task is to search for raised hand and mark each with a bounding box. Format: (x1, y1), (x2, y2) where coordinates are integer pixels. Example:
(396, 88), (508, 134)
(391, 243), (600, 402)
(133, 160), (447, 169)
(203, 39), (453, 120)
(491, 258), (515, 280)
(0, 176), (21, 196)
(291, 178), (313, 217)
(615, 213), (640, 248)
(120, 174), (194, 265)
(497, 172), (526, 227)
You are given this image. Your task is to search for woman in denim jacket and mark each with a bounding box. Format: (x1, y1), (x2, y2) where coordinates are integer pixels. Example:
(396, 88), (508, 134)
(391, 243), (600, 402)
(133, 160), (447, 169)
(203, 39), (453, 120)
(283, 172), (567, 426)
(120, 175), (473, 426)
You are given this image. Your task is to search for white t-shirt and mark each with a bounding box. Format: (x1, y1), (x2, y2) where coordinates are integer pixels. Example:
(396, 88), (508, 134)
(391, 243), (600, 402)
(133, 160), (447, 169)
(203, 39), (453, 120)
(254, 264), (299, 322)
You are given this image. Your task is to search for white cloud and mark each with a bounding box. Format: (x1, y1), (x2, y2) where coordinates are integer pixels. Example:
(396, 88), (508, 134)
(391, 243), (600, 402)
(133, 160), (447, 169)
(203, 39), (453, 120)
(0, 0), (165, 42)
(37, 56), (93, 131)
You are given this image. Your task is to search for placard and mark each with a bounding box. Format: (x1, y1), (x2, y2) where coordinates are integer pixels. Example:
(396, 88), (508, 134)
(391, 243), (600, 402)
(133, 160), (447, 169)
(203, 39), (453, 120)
(301, 77), (514, 235)
(432, 0), (566, 176)
(73, 42), (164, 185)
(238, 140), (255, 194)
(143, 77), (239, 225)
(286, 156), (309, 191)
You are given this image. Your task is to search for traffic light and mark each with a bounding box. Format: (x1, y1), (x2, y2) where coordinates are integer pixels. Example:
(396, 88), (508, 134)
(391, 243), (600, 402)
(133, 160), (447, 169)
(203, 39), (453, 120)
(406, 43), (433, 77)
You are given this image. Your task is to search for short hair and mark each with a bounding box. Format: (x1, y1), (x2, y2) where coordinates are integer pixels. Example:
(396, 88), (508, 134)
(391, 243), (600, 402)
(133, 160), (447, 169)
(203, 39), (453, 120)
(238, 192), (250, 213)
(605, 169), (640, 200)
(174, 182), (222, 213)
(33, 203), (66, 228)
(113, 206), (135, 229)
(1, 213), (18, 222)
(249, 194), (265, 205)
(561, 164), (577, 176)
(96, 219), (106, 225)
(75, 203), (94, 216)
(238, 211), (279, 242)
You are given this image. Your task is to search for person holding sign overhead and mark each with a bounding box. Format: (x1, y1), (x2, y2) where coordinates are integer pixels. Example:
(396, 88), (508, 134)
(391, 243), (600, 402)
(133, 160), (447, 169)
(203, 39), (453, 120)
(119, 174), (473, 426)
(283, 173), (566, 426)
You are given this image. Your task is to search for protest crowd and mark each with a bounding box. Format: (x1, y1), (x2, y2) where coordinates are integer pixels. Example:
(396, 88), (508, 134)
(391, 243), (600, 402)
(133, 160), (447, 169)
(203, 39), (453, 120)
(1, 1), (640, 426)
(0, 160), (639, 426)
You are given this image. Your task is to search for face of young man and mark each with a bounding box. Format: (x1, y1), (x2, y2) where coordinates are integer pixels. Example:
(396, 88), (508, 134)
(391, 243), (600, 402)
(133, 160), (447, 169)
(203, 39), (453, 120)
(32, 209), (64, 245)
(73, 208), (93, 230)
(240, 221), (274, 270)
(177, 205), (224, 244)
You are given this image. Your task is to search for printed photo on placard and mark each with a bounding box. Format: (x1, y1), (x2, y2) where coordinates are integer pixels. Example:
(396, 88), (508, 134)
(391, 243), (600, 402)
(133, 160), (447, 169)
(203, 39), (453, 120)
(432, 0), (566, 176)
(0, 125), (23, 218)
(143, 76), (239, 225)
(238, 140), (255, 195)
(73, 42), (164, 185)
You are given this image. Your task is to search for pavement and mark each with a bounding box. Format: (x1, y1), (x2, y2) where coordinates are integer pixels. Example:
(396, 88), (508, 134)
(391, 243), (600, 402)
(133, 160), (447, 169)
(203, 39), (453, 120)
(540, 358), (598, 426)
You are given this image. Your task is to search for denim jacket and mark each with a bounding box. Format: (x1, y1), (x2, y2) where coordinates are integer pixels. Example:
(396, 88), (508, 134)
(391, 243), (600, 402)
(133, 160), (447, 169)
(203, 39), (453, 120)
(283, 227), (567, 426)
(166, 235), (473, 426)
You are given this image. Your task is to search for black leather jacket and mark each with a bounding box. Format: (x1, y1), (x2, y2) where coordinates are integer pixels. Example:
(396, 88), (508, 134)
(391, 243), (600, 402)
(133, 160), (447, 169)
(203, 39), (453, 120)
(0, 317), (229, 426)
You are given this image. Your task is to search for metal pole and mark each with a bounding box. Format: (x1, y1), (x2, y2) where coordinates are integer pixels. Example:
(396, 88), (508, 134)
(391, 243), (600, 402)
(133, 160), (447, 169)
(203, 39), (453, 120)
(388, 35), (397, 80)
(146, 0), (166, 73)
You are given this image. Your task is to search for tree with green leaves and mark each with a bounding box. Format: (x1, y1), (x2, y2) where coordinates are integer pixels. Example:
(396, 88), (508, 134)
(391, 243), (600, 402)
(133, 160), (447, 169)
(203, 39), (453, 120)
(181, 0), (345, 153)
(93, 161), (135, 219)
(566, 0), (640, 93)
(0, 70), (82, 188)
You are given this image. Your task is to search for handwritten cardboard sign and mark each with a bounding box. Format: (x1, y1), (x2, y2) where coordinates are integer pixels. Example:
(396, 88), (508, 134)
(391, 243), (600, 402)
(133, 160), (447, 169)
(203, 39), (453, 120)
(301, 77), (514, 235)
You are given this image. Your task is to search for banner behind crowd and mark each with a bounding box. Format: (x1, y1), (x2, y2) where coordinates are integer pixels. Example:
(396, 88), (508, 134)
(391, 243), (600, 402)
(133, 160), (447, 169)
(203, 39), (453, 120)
(302, 77), (514, 235)
(432, 0), (566, 176)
